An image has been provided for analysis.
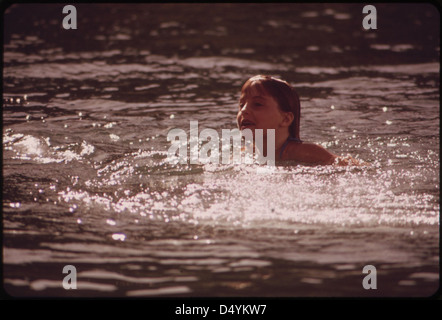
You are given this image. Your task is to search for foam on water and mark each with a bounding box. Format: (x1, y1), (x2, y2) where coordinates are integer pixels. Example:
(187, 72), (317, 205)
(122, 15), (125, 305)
(18, 142), (432, 231)
(3, 131), (95, 164)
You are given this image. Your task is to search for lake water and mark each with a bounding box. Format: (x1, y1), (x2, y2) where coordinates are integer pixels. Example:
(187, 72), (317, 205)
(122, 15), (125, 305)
(2, 3), (440, 298)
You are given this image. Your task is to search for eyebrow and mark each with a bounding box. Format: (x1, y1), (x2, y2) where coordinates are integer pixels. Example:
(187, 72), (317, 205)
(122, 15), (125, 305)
(239, 95), (265, 104)
(239, 91), (268, 102)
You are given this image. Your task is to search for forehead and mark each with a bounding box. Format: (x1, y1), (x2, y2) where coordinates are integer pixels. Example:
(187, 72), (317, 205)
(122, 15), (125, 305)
(241, 81), (271, 99)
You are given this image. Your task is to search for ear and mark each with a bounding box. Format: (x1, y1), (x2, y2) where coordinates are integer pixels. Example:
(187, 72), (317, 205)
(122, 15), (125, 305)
(280, 112), (294, 127)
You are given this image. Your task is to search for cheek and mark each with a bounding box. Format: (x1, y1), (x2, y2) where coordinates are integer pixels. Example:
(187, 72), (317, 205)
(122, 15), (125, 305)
(254, 113), (280, 129)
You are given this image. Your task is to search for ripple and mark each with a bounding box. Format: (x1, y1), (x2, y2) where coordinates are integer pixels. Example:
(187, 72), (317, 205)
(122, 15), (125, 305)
(29, 279), (117, 292)
(126, 286), (191, 297)
(179, 56), (282, 71)
(78, 269), (197, 284)
(4, 132), (95, 164)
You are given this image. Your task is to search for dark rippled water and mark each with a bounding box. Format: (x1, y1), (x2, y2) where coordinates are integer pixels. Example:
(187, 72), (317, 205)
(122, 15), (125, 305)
(2, 3), (439, 298)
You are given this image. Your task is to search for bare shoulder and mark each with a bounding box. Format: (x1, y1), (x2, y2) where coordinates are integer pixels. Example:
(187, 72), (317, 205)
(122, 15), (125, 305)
(283, 141), (367, 166)
(285, 142), (336, 165)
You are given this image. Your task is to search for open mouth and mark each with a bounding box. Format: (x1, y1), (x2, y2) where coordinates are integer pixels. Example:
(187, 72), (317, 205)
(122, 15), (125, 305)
(240, 119), (255, 129)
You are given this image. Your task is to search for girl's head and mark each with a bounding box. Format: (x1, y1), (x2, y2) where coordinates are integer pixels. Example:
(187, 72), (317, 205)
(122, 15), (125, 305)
(237, 75), (301, 139)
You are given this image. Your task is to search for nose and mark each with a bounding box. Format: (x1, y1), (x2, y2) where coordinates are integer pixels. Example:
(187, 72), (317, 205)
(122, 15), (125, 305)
(239, 102), (250, 114)
(237, 103), (248, 125)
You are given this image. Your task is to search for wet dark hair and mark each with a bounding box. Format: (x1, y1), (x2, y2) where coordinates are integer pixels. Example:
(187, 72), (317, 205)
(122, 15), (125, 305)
(239, 75), (301, 140)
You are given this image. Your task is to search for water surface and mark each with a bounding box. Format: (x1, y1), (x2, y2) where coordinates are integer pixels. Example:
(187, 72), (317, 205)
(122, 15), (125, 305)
(3, 3), (439, 297)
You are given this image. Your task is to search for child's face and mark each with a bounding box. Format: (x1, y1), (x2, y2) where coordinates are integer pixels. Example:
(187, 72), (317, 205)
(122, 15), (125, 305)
(237, 86), (286, 136)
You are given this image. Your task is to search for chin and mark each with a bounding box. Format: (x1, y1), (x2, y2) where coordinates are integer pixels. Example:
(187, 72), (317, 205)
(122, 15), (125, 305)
(239, 126), (256, 132)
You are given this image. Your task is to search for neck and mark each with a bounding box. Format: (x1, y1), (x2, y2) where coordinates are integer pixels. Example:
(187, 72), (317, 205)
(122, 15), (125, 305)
(274, 131), (290, 160)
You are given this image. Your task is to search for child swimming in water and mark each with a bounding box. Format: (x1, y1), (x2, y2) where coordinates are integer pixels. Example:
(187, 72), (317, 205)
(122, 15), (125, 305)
(236, 75), (363, 166)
